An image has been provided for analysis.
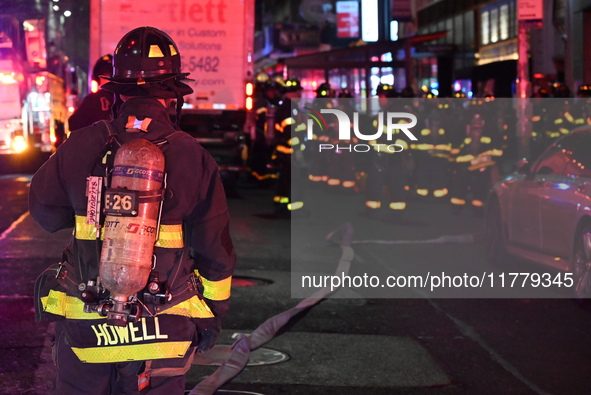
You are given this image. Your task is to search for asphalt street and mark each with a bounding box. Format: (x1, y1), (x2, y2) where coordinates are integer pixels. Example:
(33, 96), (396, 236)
(1, 175), (591, 394)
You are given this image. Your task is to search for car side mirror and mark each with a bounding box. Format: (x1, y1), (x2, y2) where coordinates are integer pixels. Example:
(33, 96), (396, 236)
(516, 158), (530, 174)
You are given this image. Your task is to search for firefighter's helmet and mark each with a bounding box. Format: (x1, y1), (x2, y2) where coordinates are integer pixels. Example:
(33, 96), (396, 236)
(316, 82), (333, 98)
(284, 78), (302, 93)
(376, 83), (397, 98)
(92, 54), (113, 83)
(577, 83), (591, 98)
(102, 26), (193, 98)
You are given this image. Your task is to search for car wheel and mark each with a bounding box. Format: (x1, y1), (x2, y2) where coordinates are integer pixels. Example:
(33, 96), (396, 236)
(484, 198), (510, 268)
(572, 223), (591, 299)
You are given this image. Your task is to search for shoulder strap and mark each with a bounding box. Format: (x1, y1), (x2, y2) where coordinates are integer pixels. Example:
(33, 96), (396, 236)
(151, 130), (186, 152)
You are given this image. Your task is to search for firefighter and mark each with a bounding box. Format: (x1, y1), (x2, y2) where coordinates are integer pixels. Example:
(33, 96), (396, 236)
(449, 111), (503, 215)
(308, 82), (335, 185)
(325, 97), (359, 193)
(271, 78), (307, 216)
(251, 74), (282, 183)
(68, 54), (117, 131)
(412, 108), (451, 201)
(29, 27), (236, 394)
(363, 84), (414, 221)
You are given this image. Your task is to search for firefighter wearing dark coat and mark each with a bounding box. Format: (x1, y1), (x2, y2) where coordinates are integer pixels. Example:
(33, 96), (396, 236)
(68, 54), (117, 131)
(29, 27), (236, 394)
(449, 112), (503, 213)
(271, 78), (306, 215)
(364, 84), (414, 220)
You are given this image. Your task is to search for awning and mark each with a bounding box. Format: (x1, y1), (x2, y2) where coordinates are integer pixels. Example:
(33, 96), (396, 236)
(278, 32), (447, 70)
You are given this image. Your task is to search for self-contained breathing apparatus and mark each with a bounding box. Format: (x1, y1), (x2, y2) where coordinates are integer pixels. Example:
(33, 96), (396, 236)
(52, 124), (188, 327)
(48, 26), (198, 327)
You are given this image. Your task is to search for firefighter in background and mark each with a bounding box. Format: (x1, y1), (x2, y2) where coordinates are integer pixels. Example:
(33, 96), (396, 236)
(271, 78), (307, 216)
(449, 110), (503, 214)
(412, 107), (451, 201)
(364, 83), (414, 221)
(251, 73), (283, 182)
(308, 82), (335, 185)
(29, 27), (236, 394)
(68, 54), (117, 131)
(575, 83), (591, 125)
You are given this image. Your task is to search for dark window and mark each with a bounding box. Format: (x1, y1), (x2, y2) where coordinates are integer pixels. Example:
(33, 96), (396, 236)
(563, 131), (591, 178)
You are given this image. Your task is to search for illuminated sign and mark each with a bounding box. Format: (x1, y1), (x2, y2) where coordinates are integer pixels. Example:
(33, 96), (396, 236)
(336, 1), (360, 38)
(361, 0), (379, 42)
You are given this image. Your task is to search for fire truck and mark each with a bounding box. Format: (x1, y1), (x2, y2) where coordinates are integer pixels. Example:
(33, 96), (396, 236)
(0, 16), (72, 156)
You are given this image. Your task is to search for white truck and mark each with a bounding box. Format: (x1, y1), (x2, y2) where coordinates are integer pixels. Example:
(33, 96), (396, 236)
(0, 16), (71, 157)
(89, 0), (256, 182)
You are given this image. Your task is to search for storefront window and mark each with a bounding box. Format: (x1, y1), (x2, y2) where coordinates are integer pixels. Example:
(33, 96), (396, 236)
(500, 4), (509, 40)
(481, 11), (490, 45)
(490, 8), (499, 43)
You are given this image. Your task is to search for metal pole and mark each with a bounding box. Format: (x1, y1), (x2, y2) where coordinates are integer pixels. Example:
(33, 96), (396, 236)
(516, 20), (532, 159)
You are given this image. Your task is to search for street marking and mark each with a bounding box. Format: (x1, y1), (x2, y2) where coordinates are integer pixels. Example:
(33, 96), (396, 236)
(352, 233), (475, 245)
(0, 211), (29, 241)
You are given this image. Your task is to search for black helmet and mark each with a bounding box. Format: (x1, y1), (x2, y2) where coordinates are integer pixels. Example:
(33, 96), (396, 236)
(578, 83), (591, 98)
(316, 82), (332, 98)
(92, 54), (113, 83)
(102, 26), (193, 98)
(284, 78), (302, 93)
(376, 83), (397, 98)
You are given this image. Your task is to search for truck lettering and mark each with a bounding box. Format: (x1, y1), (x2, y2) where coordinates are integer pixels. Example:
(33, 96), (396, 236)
(168, 0), (227, 23)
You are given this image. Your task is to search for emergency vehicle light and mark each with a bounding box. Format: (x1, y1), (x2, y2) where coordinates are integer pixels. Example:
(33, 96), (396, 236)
(12, 135), (27, 153)
(245, 82), (254, 96)
(0, 73), (18, 84)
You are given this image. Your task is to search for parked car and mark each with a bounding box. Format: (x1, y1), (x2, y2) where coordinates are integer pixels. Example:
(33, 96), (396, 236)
(485, 126), (591, 298)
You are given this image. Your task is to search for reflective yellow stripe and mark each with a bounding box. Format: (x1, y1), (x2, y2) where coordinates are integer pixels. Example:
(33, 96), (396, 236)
(75, 216), (183, 248)
(194, 271), (232, 301)
(415, 144), (434, 151)
(450, 198), (466, 206)
(416, 188), (429, 196)
(159, 295), (214, 318)
(76, 215), (102, 240)
(394, 139), (409, 150)
(366, 201), (381, 209)
(41, 289), (104, 320)
(72, 341), (191, 363)
(154, 224), (184, 248)
(433, 188), (448, 198)
(42, 290), (215, 319)
(456, 154), (475, 163)
(434, 144), (451, 151)
(288, 201), (304, 211)
(389, 202), (406, 210)
(276, 145), (293, 154)
(281, 117), (295, 129)
(480, 136), (491, 144)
